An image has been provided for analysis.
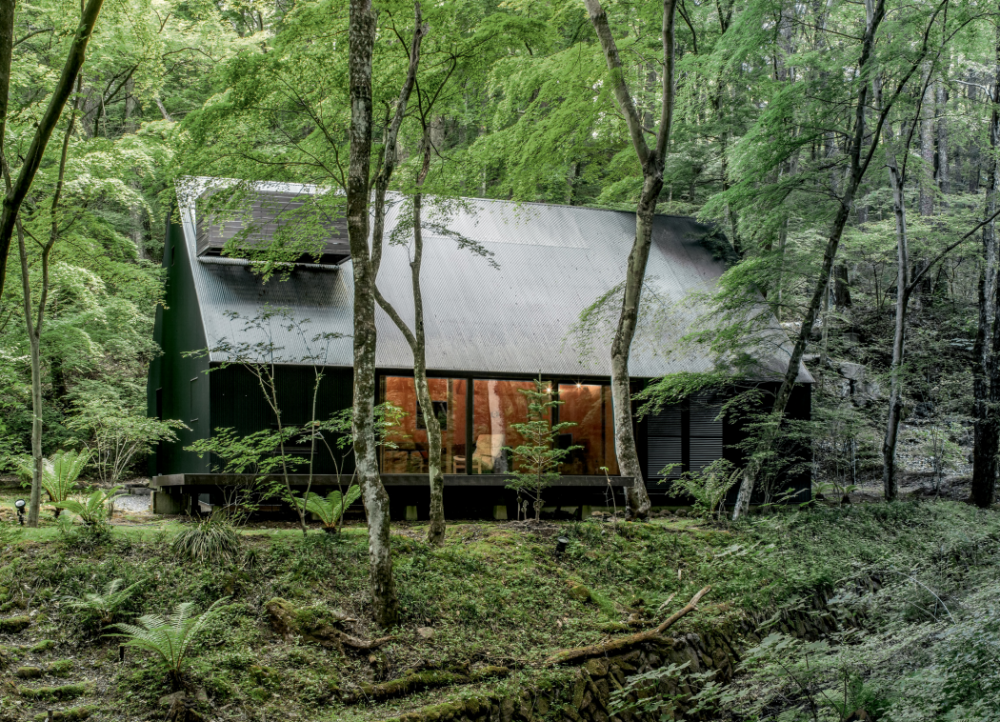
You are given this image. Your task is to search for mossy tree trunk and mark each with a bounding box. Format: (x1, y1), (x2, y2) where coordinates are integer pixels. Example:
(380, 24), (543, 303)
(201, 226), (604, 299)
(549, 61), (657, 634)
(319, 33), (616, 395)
(584, 0), (679, 519)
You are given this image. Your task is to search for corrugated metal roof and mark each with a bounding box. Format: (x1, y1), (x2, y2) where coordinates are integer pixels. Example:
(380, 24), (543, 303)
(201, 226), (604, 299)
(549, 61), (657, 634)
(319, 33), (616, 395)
(177, 179), (812, 382)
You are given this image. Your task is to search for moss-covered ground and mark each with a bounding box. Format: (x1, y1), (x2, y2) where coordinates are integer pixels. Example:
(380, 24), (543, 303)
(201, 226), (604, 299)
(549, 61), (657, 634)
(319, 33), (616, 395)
(0, 500), (996, 721)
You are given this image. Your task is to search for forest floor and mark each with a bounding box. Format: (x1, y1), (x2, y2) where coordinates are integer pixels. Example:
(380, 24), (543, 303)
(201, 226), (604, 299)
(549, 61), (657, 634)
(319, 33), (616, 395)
(0, 492), (995, 721)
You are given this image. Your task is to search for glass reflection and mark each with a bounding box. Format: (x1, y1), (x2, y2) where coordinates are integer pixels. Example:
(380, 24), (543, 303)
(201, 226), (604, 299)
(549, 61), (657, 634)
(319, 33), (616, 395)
(557, 384), (619, 475)
(380, 377), (467, 474)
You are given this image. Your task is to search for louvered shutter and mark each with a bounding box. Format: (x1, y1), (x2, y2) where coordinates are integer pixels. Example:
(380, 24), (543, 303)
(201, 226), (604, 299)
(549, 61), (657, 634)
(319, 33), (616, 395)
(648, 403), (683, 478)
(689, 394), (723, 471)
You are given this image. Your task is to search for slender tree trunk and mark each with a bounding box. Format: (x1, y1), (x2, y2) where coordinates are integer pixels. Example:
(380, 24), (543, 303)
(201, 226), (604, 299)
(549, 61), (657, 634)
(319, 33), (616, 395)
(0, 0), (15, 166)
(972, 20), (1000, 509)
(882, 124), (912, 502)
(0, 0), (105, 300)
(347, 0), (398, 627)
(377, 135), (446, 545)
(585, 0), (679, 518)
(15, 78), (79, 527)
(410, 143), (446, 545)
(937, 82), (949, 196)
(919, 70), (935, 216)
(733, 0), (890, 519)
(17, 225), (46, 527)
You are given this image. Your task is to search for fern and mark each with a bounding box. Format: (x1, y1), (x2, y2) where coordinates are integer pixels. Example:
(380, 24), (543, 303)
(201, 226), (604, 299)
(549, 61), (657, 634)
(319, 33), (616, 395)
(111, 598), (230, 688)
(63, 578), (141, 627)
(56, 486), (123, 525)
(295, 484), (361, 532)
(17, 450), (90, 517)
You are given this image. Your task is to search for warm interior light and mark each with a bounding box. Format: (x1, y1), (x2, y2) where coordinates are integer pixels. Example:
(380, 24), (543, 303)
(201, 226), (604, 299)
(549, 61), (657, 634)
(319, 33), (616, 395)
(576, 382), (582, 388)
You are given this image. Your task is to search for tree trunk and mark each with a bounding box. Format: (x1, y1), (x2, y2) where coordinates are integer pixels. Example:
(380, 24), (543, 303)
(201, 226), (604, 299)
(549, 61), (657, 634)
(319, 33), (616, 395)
(919, 70), (935, 216)
(347, 0), (398, 627)
(733, 0), (889, 519)
(367, 14), (440, 545)
(937, 82), (949, 196)
(585, 0), (679, 518)
(0, 0), (105, 301)
(972, 21), (1000, 509)
(15, 78), (79, 527)
(411, 177), (446, 545)
(882, 124), (911, 502)
(0, 0), (15, 166)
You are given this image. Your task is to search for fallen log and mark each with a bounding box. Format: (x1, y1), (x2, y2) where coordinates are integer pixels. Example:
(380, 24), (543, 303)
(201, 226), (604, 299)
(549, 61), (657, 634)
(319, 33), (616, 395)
(545, 586), (712, 666)
(265, 598), (394, 653)
(341, 666), (509, 704)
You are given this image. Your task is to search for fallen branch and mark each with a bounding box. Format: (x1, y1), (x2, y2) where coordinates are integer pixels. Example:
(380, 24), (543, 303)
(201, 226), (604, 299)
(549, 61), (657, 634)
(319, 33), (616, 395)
(341, 666), (509, 704)
(545, 586), (711, 666)
(265, 598), (394, 653)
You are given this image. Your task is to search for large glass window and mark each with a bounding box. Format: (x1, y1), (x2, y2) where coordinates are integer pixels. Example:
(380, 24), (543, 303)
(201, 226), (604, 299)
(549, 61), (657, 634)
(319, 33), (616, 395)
(471, 379), (545, 474)
(557, 384), (619, 475)
(380, 377), (467, 474)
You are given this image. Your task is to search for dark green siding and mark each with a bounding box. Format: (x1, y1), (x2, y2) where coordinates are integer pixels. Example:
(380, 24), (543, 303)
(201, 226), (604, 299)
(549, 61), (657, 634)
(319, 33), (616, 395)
(147, 215), (212, 475)
(209, 364), (355, 474)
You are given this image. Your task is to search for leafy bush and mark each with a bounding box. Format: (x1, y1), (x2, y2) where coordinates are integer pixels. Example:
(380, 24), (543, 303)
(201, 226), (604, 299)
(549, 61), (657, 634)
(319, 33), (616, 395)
(68, 400), (186, 485)
(111, 598), (230, 688)
(55, 486), (123, 525)
(62, 578), (142, 628)
(171, 516), (241, 562)
(665, 458), (740, 520)
(295, 484), (361, 533)
(19, 449), (92, 517)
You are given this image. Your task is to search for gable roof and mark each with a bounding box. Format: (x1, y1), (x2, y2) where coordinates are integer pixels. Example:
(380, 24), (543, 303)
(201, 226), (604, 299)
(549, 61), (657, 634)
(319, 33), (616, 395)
(175, 180), (812, 382)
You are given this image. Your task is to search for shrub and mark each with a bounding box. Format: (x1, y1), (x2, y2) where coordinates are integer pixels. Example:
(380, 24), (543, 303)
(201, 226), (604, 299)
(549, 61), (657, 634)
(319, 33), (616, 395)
(171, 516), (240, 562)
(111, 598), (230, 688)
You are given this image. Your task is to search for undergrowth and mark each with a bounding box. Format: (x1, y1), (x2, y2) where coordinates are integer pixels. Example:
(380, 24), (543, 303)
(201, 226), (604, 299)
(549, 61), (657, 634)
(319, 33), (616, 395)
(0, 501), (994, 721)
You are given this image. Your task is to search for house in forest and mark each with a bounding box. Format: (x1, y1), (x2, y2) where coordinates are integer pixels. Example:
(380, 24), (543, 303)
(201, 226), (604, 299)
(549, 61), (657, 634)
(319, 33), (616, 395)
(147, 180), (813, 518)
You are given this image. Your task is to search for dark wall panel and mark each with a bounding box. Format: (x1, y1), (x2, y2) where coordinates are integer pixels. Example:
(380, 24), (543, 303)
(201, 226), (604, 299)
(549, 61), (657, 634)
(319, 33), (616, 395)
(209, 364), (355, 475)
(149, 217), (211, 475)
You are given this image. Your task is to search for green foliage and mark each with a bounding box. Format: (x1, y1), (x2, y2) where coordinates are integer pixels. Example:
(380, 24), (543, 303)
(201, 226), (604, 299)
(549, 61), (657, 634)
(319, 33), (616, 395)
(112, 598), (231, 688)
(504, 376), (580, 521)
(295, 484), (361, 532)
(16, 449), (90, 516)
(665, 459), (741, 521)
(67, 402), (186, 485)
(171, 516), (241, 563)
(55, 486), (124, 526)
(62, 577), (142, 628)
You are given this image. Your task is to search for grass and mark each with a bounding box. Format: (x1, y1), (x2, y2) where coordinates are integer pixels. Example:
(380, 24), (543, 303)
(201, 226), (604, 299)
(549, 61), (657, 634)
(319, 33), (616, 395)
(0, 500), (994, 721)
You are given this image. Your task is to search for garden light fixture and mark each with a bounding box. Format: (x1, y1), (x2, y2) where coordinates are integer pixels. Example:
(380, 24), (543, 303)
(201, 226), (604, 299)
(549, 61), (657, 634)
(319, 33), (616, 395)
(555, 536), (569, 557)
(14, 499), (25, 526)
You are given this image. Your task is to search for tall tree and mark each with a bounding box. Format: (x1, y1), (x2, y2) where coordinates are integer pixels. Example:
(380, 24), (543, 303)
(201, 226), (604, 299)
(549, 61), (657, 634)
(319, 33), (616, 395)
(13, 77), (81, 527)
(0, 0), (105, 301)
(972, 16), (1000, 509)
(731, 0), (947, 519)
(583, 0), (679, 519)
(346, 0), (406, 627)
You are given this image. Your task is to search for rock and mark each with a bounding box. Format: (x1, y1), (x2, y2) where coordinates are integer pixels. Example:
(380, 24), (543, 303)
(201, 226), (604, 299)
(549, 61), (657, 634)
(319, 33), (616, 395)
(416, 626), (435, 639)
(583, 658), (608, 677)
(160, 691), (187, 708)
(15, 666), (42, 678)
(566, 583), (592, 603)
(0, 616), (30, 633)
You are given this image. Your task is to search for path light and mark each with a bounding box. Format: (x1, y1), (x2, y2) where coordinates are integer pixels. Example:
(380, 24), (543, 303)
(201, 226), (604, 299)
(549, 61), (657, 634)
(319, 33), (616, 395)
(14, 499), (25, 526)
(555, 536), (569, 557)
